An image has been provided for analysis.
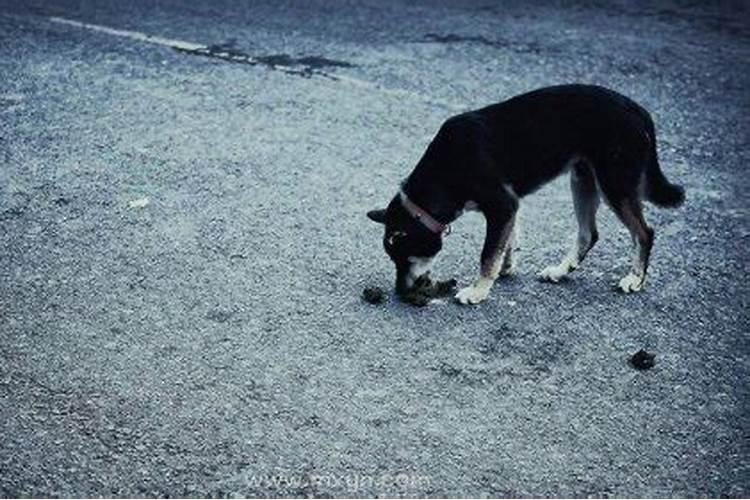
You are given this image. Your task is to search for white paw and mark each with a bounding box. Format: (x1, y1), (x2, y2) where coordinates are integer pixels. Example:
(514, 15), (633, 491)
(499, 266), (515, 277)
(538, 264), (569, 283)
(617, 273), (644, 293)
(455, 284), (490, 305)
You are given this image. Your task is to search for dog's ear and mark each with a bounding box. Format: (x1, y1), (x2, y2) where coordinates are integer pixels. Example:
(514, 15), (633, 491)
(367, 209), (386, 224)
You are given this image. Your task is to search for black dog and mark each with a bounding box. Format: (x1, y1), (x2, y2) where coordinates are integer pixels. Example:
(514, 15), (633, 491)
(367, 84), (684, 304)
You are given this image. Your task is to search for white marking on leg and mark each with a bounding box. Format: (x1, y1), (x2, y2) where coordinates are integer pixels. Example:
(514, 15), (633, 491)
(539, 232), (582, 282)
(499, 249), (515, 276)
(618, 272), (644, 293)
(488, 213), (517, 280)
(499, 221), (518, 277)
(614, 202), (651, 294)
(456, 213), (516, 305)
(502, 184), (518, 201)
(617, 236), (646, 293)
(455, 277), (493, 305)
(538, 252), (577, 283)
(539, 163), (598, 284)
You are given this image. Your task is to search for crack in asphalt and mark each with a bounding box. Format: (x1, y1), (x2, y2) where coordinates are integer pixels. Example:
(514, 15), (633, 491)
(419, 32), (658, 77)
(421, 32), (547, 55)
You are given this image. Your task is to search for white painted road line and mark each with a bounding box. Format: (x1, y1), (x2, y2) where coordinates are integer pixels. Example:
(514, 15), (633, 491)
(49, 16), (205, 51)
(48, 16), (465, 112)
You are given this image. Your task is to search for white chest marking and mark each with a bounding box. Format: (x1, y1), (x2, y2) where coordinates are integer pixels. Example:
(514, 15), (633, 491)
(464, 200), (479, 212)
(406, 256), (434, 287)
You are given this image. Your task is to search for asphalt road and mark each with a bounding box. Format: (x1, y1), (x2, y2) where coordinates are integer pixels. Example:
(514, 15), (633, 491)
(1, 0), (748, 497)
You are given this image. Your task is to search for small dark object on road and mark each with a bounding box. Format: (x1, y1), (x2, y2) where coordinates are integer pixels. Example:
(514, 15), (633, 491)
(399, 274), (457, 307)
(630, 349), (656, 370)
(362, 286), (386, 304)
(400, 290), (431, 307)
(429, 277), (458, 296)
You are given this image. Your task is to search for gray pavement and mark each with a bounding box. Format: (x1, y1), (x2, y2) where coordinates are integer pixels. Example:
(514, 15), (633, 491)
(1, 0), (749, 497)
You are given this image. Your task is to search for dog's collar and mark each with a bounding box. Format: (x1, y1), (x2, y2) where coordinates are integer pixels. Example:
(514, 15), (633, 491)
(399, 189), (451, 235)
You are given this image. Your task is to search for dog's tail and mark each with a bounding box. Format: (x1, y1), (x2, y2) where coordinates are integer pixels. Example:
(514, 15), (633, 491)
(643, 118), (685, 208)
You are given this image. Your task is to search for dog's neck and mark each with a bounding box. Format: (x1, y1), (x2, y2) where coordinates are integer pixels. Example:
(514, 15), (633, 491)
(401, 169), (466, 226)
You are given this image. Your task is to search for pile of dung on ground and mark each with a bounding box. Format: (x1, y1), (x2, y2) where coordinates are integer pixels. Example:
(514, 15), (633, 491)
(399, 274), (457, 307)
(362, 286), (386, 304)
(630, 349), (656, 370)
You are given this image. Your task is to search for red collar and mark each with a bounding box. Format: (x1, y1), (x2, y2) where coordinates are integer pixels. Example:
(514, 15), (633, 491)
(399, 190), (451, 235)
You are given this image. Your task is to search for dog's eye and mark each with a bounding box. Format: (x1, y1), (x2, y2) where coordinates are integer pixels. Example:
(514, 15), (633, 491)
(386, 231), (407, 247)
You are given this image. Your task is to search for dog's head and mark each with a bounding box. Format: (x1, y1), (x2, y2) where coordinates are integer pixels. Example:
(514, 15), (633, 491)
(367, 196), (443, 294)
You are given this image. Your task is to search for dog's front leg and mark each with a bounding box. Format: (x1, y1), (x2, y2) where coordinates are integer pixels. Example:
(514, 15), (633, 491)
(456, 208), (517, 305)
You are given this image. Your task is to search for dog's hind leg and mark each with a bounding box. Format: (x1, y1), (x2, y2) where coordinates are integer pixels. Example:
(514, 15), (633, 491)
(609, 197), (654, 293)
(539, 162), (600, 283)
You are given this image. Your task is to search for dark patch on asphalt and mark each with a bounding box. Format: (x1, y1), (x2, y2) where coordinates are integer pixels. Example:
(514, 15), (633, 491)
(438, 362), (462, 378)
(477, 326), (569, 367)
(0, 94), (24, 112)
(256, 54), (354, 70)
(127, 275), (147, 291)
(421, 32), (650, 78)
(0, 191), (30, 220)
(423, 33), (496, 46)
(0, 206), (26, 220)
(206, 309), (234, 323)
(477, 329), (504, 356)
(362, 286), (386, 304)
(421, 32), (545, 55)
(433, 359), (551, 387)
(0, 97), (18, 110)
(617, 61), (647, 76)
(630, 349), (656, 370)
(174, 41), (355, 77)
